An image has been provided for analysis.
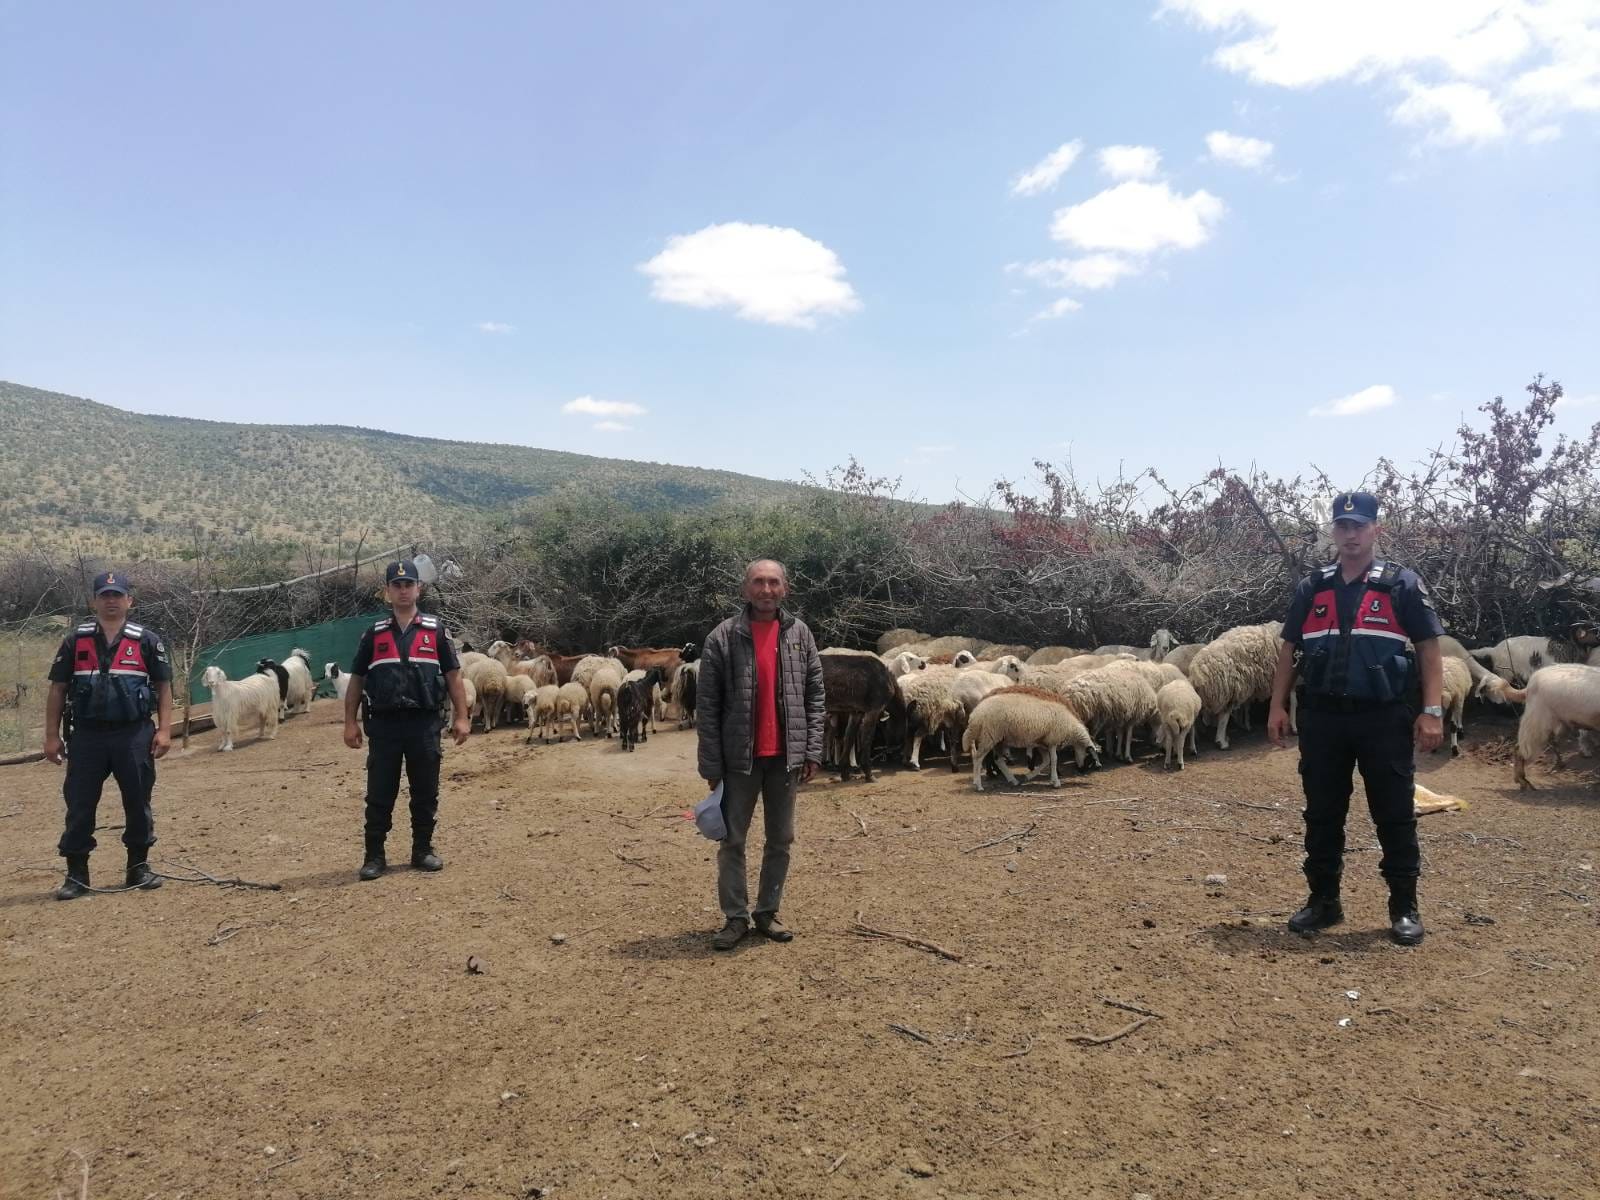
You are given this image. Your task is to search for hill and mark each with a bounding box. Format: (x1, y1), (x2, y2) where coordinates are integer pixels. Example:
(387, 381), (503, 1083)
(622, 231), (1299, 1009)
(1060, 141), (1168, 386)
(0, 381), (808, 555)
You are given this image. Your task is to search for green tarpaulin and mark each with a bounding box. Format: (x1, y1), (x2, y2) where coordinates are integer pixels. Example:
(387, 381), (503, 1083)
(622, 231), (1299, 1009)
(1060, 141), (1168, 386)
(189, 612), (385, 703)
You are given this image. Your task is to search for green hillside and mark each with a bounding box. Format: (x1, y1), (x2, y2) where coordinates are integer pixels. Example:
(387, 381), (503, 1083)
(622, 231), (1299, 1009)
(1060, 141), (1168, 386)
(0, 381), (807, 555)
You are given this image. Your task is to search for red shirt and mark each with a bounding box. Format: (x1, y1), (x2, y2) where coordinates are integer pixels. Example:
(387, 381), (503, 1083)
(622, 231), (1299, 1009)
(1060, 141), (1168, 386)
(750, 616), (781, 758)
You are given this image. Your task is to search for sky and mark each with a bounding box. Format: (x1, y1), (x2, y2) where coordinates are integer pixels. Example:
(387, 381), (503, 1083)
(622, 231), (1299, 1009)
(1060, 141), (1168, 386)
(3, 1), (1598, 506)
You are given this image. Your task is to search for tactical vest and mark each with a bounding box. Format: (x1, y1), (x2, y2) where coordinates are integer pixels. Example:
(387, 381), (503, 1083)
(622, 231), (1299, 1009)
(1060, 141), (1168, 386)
(362, 613), (446, 715)
(68, 621), (154, 724)
(1298, 561), (1413, 702)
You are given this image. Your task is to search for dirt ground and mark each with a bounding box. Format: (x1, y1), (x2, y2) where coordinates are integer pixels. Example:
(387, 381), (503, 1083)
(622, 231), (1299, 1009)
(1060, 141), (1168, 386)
(2, 700), (1597, 1200)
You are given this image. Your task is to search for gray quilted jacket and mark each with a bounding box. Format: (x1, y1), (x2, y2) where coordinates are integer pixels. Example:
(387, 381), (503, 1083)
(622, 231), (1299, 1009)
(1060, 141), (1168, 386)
(696, 604), (826, 779)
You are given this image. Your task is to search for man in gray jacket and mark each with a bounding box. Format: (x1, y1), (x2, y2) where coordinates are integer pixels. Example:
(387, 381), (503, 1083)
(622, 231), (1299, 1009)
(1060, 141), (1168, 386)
(697, 559), (826, 951)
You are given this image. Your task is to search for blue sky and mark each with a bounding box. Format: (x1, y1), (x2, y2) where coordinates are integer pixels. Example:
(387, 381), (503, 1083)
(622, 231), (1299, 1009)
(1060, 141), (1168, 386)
(3, 2), (1597, 505)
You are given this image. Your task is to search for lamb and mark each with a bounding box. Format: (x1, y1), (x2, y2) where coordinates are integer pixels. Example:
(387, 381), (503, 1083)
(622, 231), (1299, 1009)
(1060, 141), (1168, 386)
(588, 666), (624, 738)
(202, 665), (280, 752)
(622, 666), (667, 736)
(323, 662), (351, 705)
(1471, 624), (1600, 688)
(527, 684), (559, 743)
(460, 655), (509, 730)
(1153, 678), (1202, 769)
(1506, 663), (1600, 789)
(1434, 634), (1508, 703)
(962, 686), (1101, 792)
(553, 681), (589, 741)
(1026, 646), (1088, 666)
(1185, 622), (1281, 749)
(616, 668), (665, 751)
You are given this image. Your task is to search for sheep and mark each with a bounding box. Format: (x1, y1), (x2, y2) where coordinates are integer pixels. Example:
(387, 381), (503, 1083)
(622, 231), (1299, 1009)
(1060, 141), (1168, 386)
(882, 650), (928, 677)
(502, 674), (537, 726)
(570, 654), (627, 692)
(951, 651), (1026, 680)
(1471, 624), (1600, 688)
(1506, 663), (1600, 789)
(202, 665), (280, 752)
(1162, 644), (1205, 675)
(895, 635), (987, 660)
(876, 628), (930, 654)
(1026, 646), (1088, 666)
(1091, 628), (1179, 662)
(588, 666), (624, 738)
(527, 684), (559, 743)
(1055, 662), (1161, 763)
(1130, 660), (1184, 691)
(461, 656), (508, 730)
(453, 676), (477, 728)
(323, 662), (351, 705)
(1153, 678), (1202, 769)
(1437, 656), (1473, 756)
(897, 666), (968, 772)
(962, 686), (1101, 792)
(974, 643), (1034, 660)
(1185, 622), (1281, 749)
(553, 681), (589, 741)
(949, 669), (1013, 717)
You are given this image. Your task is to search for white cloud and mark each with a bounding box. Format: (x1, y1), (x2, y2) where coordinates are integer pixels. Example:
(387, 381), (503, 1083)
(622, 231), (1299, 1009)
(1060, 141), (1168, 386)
(1010, 254), (1142, 290)
(1555, 391), (1600, 409)
(1392, 78), (1506, 144)
(1011, 140), (1084, 197)
(1029, 296), (1084, 322)
(1309, 383), (1398, 418)
(1205, 129), (1275, 167)
(1163, 1), (1600, 145)
(477, 321), (514, 334)
(564, 395), (647, 418)
(1098, 144), (1163, 180)
(1527, 122), (1563, 142)
(638, 222), (861, 329)
(1050, 181), (1225, 254)
(592, 420), (632, 433)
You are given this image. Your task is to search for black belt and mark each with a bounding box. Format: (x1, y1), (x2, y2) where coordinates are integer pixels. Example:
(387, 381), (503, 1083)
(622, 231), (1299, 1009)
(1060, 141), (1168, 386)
(1302, 694), (1403, 714)
(75, 718), (149, 731)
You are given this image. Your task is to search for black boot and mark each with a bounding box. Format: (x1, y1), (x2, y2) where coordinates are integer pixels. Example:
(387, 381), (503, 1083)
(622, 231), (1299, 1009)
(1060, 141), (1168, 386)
(411, 841), (443, 871)
(359, 835), (387, 881)
(1388, 879), (1424, 946)
(1287, 876), (1344, 934)
(126, 846), (162, 890)
(55, 855), (91, 901)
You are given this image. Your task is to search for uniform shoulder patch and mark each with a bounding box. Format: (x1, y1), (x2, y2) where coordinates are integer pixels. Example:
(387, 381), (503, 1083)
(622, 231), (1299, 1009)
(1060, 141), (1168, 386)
(374, 618), (392, 631)
(76, 622), (96, 634)
(417, 615), (439, 628)
(124, 623), (144, 637)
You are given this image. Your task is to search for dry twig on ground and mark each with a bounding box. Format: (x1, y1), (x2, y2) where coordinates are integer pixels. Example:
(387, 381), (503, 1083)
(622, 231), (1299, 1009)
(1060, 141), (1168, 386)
(850, 911), (963, 962)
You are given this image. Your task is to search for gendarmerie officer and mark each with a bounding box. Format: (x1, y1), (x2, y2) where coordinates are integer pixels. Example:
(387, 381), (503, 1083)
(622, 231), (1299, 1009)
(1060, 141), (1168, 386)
(42, 571), (173, 900)
(342, 560), (470, 881)
(1268, 492), (1445, 945)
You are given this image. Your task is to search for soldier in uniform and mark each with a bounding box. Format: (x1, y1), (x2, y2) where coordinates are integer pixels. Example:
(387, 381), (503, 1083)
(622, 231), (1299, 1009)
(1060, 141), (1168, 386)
(1268, 492), (1445, 945)
(342, 560), (470, 881)
(42, 571), (173, 900)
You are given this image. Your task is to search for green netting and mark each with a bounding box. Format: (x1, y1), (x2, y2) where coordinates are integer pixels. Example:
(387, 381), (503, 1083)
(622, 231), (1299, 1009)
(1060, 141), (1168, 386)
(189, 612), (386, 703)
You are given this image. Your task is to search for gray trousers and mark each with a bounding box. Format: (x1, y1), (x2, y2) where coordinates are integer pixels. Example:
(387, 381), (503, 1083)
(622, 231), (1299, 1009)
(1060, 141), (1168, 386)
(717, 756), (798, 922)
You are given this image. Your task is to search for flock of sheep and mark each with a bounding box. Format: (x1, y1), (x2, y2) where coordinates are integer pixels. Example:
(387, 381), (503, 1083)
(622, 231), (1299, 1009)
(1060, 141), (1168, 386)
(193, 617), (1599, 792)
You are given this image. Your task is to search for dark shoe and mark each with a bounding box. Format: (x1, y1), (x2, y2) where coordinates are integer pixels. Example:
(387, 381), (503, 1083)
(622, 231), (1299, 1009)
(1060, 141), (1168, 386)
(55, 855), (91, 901)
(411, 845), (444, 871)
(753, 913), (794, 942)
(711, 919), (749, 951)
(1388, 880), (1424, 946)
(126, 847), (162, 890)
(1287, 892), (1344, 934)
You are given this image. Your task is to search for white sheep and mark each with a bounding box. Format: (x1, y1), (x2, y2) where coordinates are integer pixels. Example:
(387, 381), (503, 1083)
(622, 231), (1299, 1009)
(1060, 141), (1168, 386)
(1153, 678), (1202, 769)
(1161, 644), (1205, 675)
(527, 684), (559, 743)
(202, 665), (280, 752)
(1026, 646), (1088, 666)
(502, 674), (537, 726)
(882, 650), (929, 677)
(1186, 622), (1281, 749)
(461, 655), (508, 730)
(282, 648), (314, 715)
(589, 666), (624, 738)
(453, 676), (477, 728)
(950, 669), (1013, 717)
(486, 639), (558, 687)
(962, 686), (1101, 792)
(1438, 656), (1473, 756)
(323, 662), (351, 705)
(1091, 628), (1178, 662)
(1472, 627), (1600, 688)
(974, 642), (1034, 660)
(898, 666), (968, 771)
(952, 652), (1026, 679)
(893, 635), (987, 660)
(553, 681), (589, 741)
(876, 628), (930, 654)
(1507, 663), (1600, 789)
(1056, 662), (1160, 763)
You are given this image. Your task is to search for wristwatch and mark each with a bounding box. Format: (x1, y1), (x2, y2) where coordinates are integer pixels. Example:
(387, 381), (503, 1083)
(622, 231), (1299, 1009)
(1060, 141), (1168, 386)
(1421, 705), (1444, 718)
